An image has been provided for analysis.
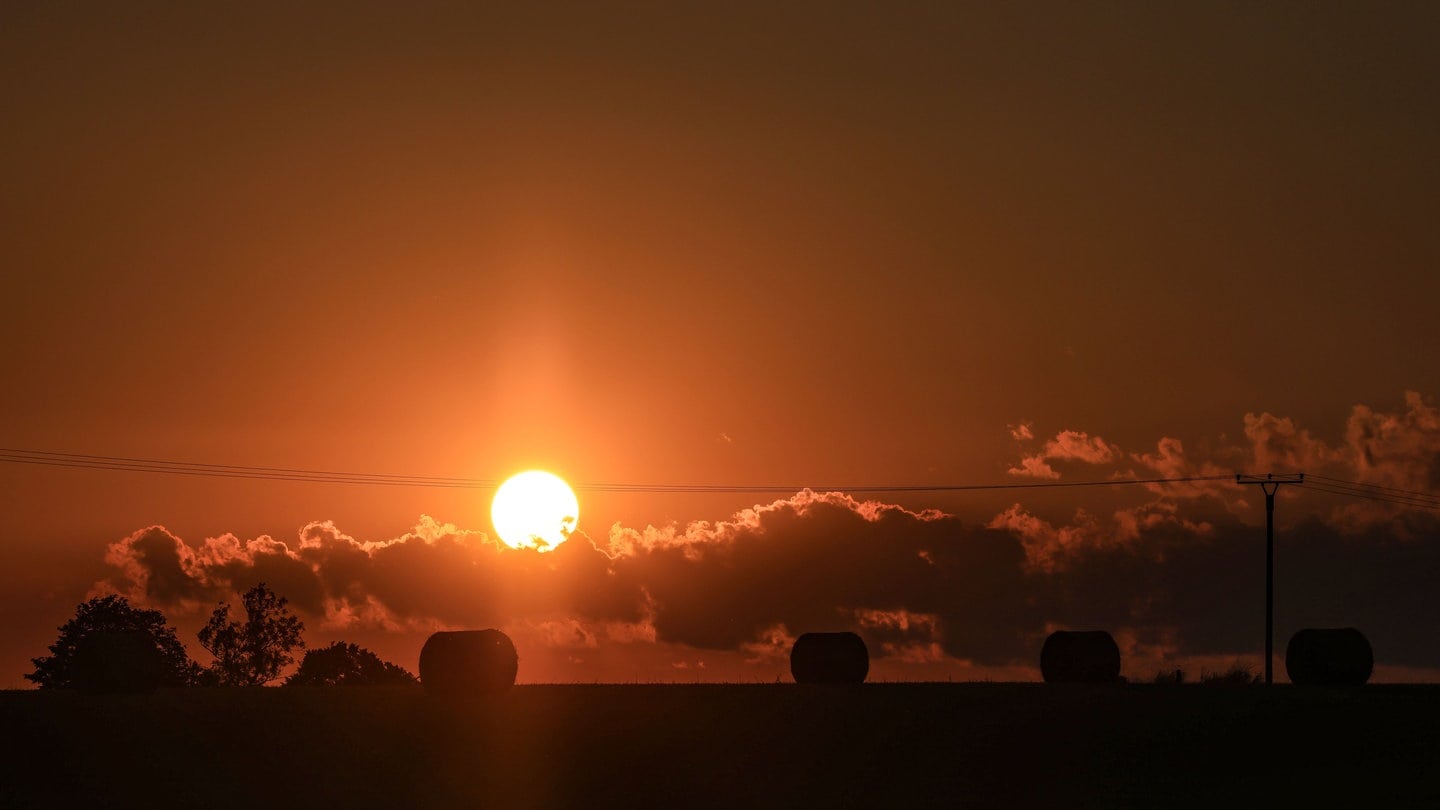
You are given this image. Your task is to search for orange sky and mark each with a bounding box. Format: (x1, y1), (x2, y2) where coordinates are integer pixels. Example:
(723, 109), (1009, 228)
(3, 3), (1439, 687)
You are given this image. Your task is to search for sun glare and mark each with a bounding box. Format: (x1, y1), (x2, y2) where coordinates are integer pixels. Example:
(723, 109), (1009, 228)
(490, 470), (579, 551)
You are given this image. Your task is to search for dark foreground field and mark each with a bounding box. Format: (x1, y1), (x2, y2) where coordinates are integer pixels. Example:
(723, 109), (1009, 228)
(3, 683), (1438, 808)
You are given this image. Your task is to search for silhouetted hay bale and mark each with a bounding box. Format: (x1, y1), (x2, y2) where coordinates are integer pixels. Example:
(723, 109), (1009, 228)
(71, 630), (167, 694)
(790, 632), (869, 684)
(1286, 628), (1373, 686)
(419, 629), (518, 697)
(1040, 630), (1121, 684)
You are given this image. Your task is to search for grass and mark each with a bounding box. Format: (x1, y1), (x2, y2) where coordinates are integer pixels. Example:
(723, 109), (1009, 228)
(1151, 664), (1265, 686)
(2, 683), (1437, 808)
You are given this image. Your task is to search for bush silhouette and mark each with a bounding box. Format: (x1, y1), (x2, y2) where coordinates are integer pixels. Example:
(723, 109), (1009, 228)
(286, 642), (418, 687)
(1152, 668), (1186, 685)
(27, 595), (199, 689)
(1199, 664), (1261, 686)
(70, 630), (170, 694)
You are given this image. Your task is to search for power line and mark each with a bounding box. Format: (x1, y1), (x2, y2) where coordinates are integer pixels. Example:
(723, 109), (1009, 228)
(0, 448), (484, 486)
(1308, 483), (1438, 508)
(8, 447), (1437, 508)
(1308, 474), (1440, 505)
(23, 448), (480, 482)
(1304, 480), (1440, 511)
(0, 447), (1234, 494)
(582, 475), (1236, 493)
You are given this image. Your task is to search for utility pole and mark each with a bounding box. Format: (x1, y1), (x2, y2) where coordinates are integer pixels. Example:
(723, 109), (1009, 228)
(1236, 472), (1305, 684)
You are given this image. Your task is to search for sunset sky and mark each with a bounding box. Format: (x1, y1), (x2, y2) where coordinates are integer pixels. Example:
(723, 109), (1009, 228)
(4, 3), (1439, 688)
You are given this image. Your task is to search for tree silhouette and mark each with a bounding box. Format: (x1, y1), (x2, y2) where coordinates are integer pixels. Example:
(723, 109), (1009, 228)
(285, 642), (418, 687)
(26, 594), (199, 689)
(198, 583), (305, 686)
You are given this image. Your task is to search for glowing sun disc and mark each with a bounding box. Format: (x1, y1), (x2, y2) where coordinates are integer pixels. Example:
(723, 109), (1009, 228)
(490, 470), (579, 551)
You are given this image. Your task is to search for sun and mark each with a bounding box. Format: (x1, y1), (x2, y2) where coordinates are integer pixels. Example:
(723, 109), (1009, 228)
(490, 470), (579, 551)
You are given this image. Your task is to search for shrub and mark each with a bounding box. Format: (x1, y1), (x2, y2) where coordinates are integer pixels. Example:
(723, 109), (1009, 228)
(27, 595), (199, 689)
(1199, 664), (1261, 686)
(286, 642), (418, 687)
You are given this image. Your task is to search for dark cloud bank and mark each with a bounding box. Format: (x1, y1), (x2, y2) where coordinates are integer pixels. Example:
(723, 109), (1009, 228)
(99, 394), (1440, 677)
(101, 495), (1440, 675)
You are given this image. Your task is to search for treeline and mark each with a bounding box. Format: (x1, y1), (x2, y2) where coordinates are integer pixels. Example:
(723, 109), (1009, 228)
(26, 584), (416, 690)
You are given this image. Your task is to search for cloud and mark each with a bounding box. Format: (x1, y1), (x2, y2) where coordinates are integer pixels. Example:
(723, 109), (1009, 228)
(1344, 391), (1440, 492)
(988, 504), (1103, 572)
(1008, 429), (1120, 478)
(1007, 456), (1059, 480)
(96, 394), (1440, 677)
(606, 491), (1041, 664)
(101, 515), (650, 634)
(1127, 437), (1239, 501)
(1243, 412), (1339, 473)
(1235, 392), (1440, 527)
(1242, 393), (1440, 503)
(99, 493), (1044, 667)
(99, 491), (1440, 674)
(1044, 431), (1120, 464)
(1007, 393), (1440, 515)
(101, 525), (323, 613)
(854, 608), (946, 662)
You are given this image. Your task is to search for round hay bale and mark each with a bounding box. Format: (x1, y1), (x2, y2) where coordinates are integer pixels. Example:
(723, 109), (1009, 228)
(1040, 630), (1121, 684)
(1286, 628), (1373, 686)
(71, 630), (168, 694)
(790, 632), (869, 684)
(419, 629), (518, 697)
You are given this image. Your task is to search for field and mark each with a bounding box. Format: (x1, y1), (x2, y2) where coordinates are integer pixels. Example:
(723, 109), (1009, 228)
(3, 683), (1438, 808)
